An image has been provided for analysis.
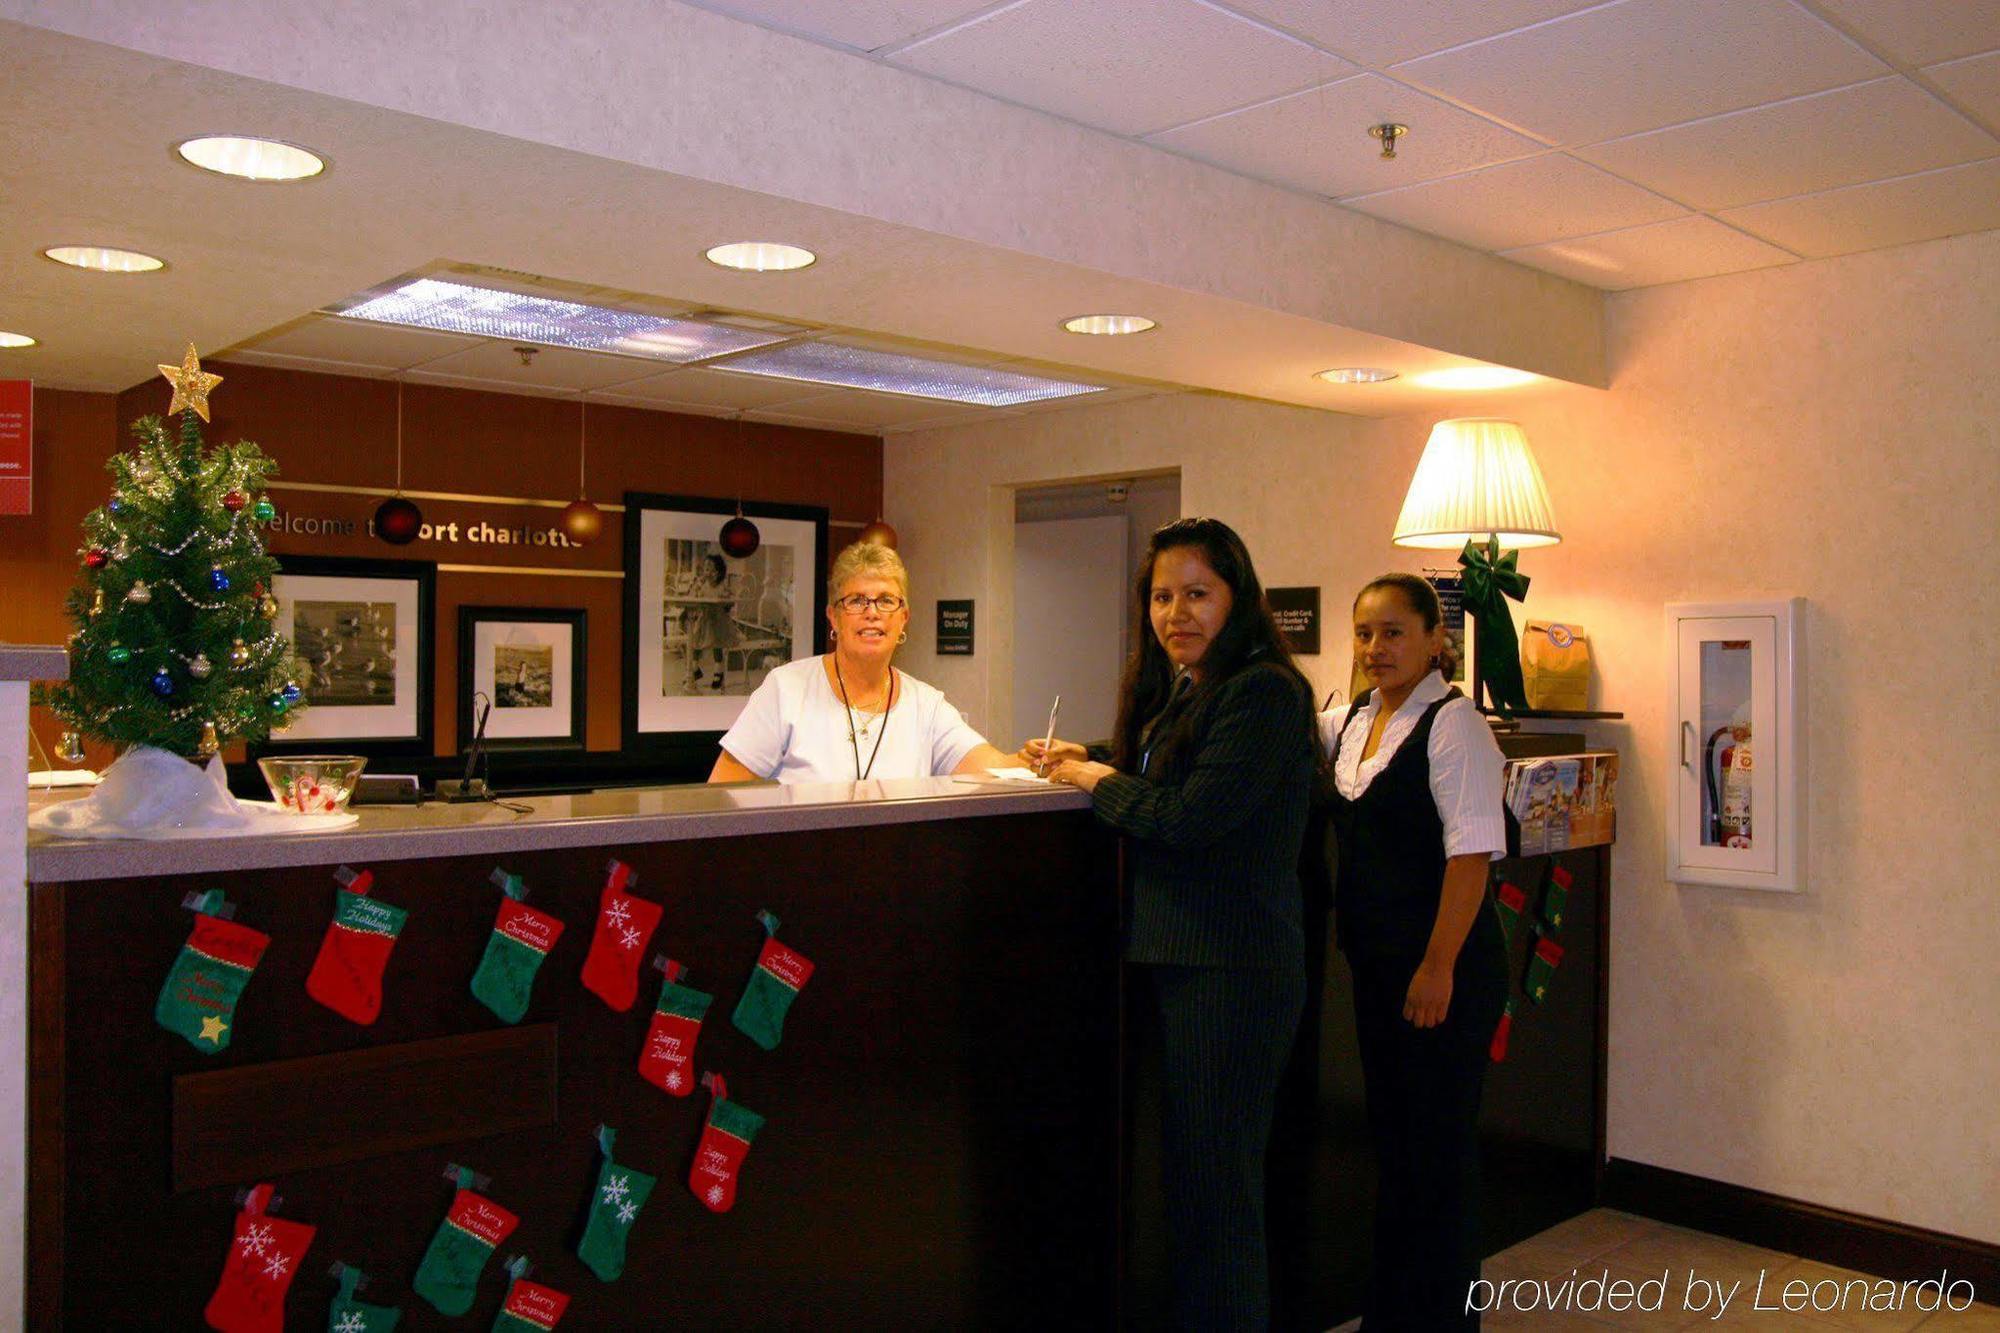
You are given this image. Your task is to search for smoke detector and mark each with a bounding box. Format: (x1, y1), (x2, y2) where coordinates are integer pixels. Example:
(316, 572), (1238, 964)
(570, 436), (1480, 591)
(1106, 482), (1129, 504)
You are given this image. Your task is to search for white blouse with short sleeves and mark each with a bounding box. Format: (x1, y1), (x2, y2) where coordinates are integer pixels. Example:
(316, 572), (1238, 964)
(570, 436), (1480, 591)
(1316, 671), (1508, 861)
(719, 657), (988, 784)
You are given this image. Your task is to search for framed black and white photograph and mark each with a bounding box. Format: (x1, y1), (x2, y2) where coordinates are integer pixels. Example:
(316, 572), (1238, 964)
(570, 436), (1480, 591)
(266, 555), (435, 755)
(457, 606), (587, 751)
(622, 492), (827, 754)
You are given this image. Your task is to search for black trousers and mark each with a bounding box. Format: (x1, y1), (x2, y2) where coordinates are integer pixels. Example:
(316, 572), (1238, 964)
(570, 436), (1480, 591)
(1145, 961), (1306, 1333)
(1348, 910), (1507, 1332)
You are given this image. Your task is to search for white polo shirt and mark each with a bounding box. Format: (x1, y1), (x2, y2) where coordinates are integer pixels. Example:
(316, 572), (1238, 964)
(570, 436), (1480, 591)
(1318, 671), (1508, 861)
(720, 657), (988, 784)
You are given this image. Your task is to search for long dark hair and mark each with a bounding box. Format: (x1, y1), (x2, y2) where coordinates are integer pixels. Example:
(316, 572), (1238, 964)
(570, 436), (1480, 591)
(1353, 572), (1460, 683)
(1111, 517), (1313, 772)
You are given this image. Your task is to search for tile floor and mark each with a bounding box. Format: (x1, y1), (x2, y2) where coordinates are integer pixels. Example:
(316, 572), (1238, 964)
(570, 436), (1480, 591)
(1330, 1209), (1998, 1329)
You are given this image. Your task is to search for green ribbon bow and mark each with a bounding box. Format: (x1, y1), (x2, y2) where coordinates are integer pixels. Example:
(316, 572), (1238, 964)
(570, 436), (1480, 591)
(1459, 536), (1532, 716)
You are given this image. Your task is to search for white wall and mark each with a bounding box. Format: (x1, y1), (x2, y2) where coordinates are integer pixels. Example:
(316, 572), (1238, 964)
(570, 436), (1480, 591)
(886, 227), (2000, 1246)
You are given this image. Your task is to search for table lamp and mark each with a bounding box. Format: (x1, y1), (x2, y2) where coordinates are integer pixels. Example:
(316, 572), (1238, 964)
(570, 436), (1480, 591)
(1391, 418), (1561, 716)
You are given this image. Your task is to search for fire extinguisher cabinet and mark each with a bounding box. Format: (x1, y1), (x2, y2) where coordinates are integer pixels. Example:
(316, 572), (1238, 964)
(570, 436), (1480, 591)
(1666, 599), (1806, 892)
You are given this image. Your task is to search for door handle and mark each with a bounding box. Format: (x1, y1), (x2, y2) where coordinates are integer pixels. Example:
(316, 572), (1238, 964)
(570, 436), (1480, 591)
(1681, 720), (1695, 768)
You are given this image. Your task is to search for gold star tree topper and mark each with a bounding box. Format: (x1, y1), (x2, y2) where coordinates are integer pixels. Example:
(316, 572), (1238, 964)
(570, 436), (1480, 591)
(158, 343), (224, 421)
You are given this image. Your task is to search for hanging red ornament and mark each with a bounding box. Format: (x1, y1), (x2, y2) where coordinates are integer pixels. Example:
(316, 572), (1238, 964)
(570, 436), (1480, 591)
(858, 519), (899, 549)
(222, 490), (247, 512)
(560, 498), (603, 546)
(374, 495), (423, 546)
(719, 514), (761, 559)
(83, 547), (109, 570)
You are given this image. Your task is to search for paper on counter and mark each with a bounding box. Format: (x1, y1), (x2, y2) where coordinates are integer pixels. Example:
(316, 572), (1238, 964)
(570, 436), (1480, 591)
(29, 769), (100, 788)
(985, 767), (1054, 783)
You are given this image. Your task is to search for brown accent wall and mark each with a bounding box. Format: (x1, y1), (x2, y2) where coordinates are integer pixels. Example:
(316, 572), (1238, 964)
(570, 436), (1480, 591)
(3, 362), (881, 760)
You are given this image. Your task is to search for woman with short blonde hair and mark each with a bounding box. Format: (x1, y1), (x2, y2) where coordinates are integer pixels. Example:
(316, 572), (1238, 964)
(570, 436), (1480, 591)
(709, 541), (1023, 784)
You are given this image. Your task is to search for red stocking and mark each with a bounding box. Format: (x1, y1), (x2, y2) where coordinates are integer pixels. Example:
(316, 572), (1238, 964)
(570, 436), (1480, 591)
(689, 1073), (764, 1214)
(579, 860), (662, 1012)
(305, 866), (407, 1025)
(203, 1183), (315, 1332)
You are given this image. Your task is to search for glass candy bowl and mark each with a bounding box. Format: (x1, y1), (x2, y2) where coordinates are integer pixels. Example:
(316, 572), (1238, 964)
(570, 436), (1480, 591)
(257, 755), (367, 814)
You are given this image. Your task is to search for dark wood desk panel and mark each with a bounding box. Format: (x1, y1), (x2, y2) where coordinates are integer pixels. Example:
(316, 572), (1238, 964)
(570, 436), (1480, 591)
(30, 808), (1120, 1330)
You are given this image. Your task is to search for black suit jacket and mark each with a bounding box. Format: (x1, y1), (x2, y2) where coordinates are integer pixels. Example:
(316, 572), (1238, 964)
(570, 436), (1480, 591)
(1091, 661), (1316, 968)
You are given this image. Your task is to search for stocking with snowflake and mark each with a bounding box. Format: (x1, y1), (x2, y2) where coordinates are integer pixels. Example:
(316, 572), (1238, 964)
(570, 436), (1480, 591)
(490, 1259), (570, 1332)
(730, 909), (814, 1052)
(579, 860), (661, 1012)
(576, 1125), (656, 1282)
(470, 869), (564, 1025)
(326, 1263), (400, 1332)
(413, 1166), (519, 1317)
(203, 1183), (315, 1333)
(157, 890), (269, 1054)
(638, 958), (711, 1098)
(688, 1073), (764, 1215)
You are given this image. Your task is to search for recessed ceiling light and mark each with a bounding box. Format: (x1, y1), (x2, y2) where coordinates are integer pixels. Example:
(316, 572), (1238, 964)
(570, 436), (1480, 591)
(704, 242), (817, 272)
(1315, 366), (1398, 384)
(1413, 366), (1540, 391)
(43, 246), (165, 273)
(1062, 314), (1156, 336)
(176, 135), (326, 181)
(328, 277), (789, 362)
(0, 332), (37, 349)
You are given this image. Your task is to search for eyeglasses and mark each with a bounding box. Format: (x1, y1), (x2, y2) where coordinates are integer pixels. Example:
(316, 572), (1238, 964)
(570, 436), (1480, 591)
(836, 593), (906, 615)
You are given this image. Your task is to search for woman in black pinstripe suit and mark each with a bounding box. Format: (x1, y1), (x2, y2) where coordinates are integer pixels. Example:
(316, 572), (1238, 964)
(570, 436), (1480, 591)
(1037, 517), (1317, 1332)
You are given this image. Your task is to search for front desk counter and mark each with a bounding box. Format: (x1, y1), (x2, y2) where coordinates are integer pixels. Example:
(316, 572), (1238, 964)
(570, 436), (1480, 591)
(26, 778), (1120, 1330)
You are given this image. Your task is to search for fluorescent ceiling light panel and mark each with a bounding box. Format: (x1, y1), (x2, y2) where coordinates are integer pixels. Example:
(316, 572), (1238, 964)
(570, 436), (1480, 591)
(1316, 367), (1398, 384)
(718, 342), (1104, 407)
(329, 278), (788, 362)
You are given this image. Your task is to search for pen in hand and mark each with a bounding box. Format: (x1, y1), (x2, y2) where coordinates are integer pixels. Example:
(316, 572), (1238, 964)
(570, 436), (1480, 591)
(1038, 695), (1061, 777)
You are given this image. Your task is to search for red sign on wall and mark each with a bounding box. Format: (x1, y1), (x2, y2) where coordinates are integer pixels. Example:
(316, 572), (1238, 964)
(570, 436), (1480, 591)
(0, 380), (30, 516)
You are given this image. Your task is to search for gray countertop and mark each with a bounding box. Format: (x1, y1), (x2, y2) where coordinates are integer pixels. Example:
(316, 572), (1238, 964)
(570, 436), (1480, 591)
(27, 776), (1094, 881)
(0, 643), (67, 683)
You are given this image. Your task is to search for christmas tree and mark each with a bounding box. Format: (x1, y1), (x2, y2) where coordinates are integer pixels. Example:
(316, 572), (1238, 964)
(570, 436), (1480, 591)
(36, 345), (302, 760)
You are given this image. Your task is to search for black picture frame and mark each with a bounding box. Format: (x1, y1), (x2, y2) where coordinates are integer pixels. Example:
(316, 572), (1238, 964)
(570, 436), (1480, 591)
(620, 492), (829, 765)
(456, 605), (588, 752)
(260, 554), (436, 758)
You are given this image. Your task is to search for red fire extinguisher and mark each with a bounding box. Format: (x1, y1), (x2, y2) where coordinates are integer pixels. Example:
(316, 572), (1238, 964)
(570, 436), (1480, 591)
(1704, 705), (1753, 848)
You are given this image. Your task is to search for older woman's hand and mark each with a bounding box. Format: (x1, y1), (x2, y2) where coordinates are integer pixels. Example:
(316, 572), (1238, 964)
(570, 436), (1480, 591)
(1048, 759), (1116, 793)
(1023, 737), (1088, 776)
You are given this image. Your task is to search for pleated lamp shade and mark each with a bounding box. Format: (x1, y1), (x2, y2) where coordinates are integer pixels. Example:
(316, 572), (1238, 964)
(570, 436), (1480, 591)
(1392, 418), (1561, 549)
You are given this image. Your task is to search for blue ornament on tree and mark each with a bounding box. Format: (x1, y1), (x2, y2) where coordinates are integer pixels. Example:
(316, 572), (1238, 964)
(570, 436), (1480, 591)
(150, 668), (175, 697)
(280, 681), (302, 704)
(107, 495), (125, 516)
(209, 565), (231, 593)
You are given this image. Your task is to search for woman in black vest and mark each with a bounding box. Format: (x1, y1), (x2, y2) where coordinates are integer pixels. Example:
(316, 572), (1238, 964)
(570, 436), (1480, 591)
(1322, 573), (1508, 1330)
(1035, 518), (1317, 1331)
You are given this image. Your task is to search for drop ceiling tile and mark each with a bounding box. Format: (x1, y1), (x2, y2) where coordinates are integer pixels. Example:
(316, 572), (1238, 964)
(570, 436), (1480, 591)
(693, 0), (996, 51)
(404, 341), (667, 392)
(589, 365), (816, 409)
(1343, 153), (1685, 250)
(1151, 73), (1546, 197)
(890, 0), (1354, 137)
(1391, 0), (1886, 145)
(1810, 0), (2000, 67)
(1718, 156), (2000, 256)
(1216, 0), (1601, 67)
(1501, 215), (1796, 288)
(234, 316), (481, 370)
(1927, 50), (2000, 130)
(1577, 76), (1998, 209)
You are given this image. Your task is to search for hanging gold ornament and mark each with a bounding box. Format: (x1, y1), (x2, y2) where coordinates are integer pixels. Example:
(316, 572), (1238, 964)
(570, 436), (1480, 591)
(229, 639), (251, 667)
(89, 587), (105, 619)
(260, 593), (279, 618)
(157, 343), (224, 422)
(195, 721), (220, 759)
(57, 731), (86, 764)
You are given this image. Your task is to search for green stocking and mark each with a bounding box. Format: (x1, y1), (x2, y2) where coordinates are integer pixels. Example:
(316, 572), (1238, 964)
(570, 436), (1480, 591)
(470, 869), (565, 1024)
(155, 891), (268, 1053)
(414, 1168), (518, 1317)
(576, 1126), (656, 1282)
(327, 1264), (401, 1331)
(731, 909), (815, 1051)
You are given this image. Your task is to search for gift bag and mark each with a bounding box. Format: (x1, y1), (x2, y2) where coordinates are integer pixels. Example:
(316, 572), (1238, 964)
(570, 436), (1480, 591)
(1521, 620), (1591, 712)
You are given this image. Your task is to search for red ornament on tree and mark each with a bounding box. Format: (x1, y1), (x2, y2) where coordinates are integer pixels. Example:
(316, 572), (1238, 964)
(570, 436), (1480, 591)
(373, 495), (423, 546)
(222, 490), (247, 512)
(83, 548), (109, 570)
(858, 519), (899, 549)
(719, 514), (760, 559)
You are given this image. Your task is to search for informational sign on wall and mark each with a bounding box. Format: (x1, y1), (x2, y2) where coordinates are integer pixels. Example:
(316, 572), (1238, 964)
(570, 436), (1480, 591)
(937, 599), (975, 655)
(1267, 586), (1320, 655)
(0, 380), (31, 516)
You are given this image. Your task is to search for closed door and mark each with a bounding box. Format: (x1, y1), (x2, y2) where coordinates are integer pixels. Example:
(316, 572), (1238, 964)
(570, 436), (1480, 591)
(1013, 516), (1127, 748)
